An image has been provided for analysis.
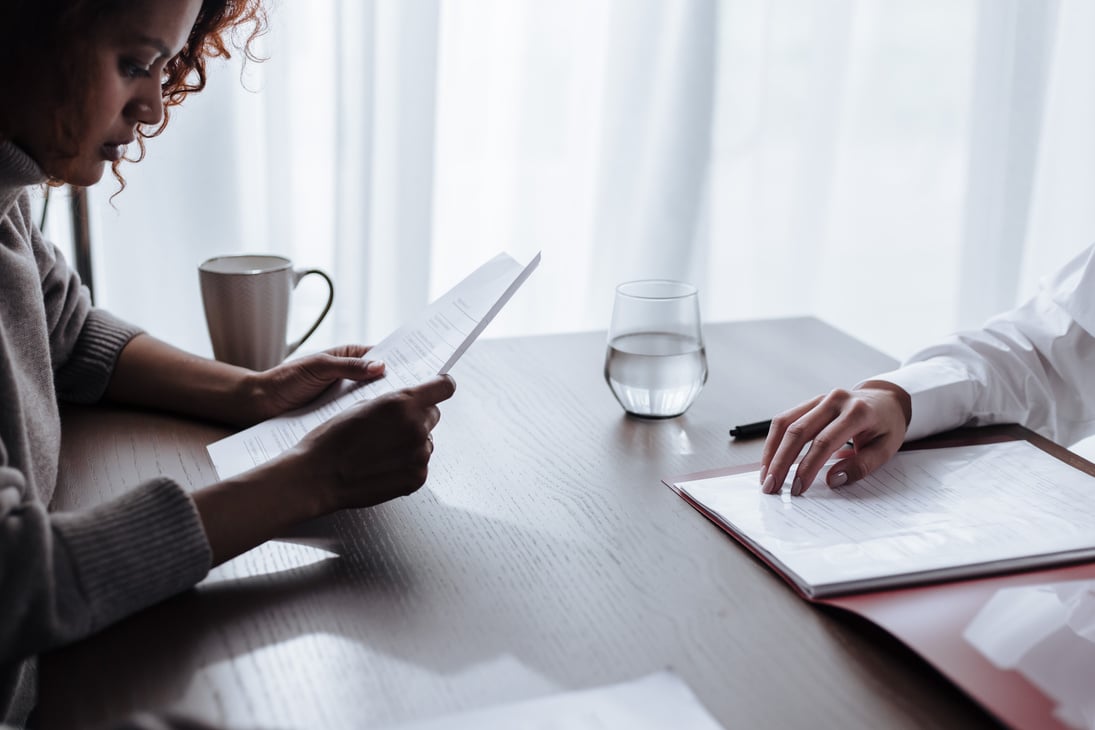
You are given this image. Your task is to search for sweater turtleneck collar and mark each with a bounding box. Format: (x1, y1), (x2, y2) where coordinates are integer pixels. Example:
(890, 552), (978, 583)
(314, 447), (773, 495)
(0, 141), (47, 187)
(0, 141), (48, 218)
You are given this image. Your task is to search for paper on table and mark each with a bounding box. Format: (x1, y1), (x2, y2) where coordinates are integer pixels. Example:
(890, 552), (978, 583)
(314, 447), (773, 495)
(675, 441), (1095, 597)
(376, 671), (725, 730)
(207, 251), (540, 479)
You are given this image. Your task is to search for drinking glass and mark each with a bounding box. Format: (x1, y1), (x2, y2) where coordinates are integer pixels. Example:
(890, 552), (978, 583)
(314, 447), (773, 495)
(604, 280), (708, 418)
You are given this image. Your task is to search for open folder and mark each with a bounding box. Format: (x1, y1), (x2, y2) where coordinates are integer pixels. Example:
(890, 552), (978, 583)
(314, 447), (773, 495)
(208, 251), (540, 480)
(671, 433), (1095, 599)
(666, 426), (1095, 730)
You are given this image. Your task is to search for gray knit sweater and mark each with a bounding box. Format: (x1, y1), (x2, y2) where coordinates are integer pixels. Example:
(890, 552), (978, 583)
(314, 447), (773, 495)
(0, 142), (212, 726)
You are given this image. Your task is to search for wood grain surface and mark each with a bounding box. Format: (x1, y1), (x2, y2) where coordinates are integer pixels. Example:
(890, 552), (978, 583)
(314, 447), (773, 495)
(38, 318), (1002, 729)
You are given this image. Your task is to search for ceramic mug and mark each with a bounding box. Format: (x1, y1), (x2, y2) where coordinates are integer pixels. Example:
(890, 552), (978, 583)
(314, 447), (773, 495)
(198, 254), (334, 371)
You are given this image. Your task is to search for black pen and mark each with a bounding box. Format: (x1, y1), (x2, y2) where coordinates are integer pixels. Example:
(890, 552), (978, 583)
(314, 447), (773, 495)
(729, 419), (771, 439)
(729, 419), (856, 448)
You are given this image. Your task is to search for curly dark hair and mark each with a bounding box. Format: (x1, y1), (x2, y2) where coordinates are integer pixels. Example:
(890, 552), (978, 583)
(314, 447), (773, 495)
(0, 0), (267, 186)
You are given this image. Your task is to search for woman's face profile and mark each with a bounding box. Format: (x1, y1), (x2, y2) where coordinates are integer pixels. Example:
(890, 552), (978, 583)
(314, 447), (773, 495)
(14, 0), (203, 185)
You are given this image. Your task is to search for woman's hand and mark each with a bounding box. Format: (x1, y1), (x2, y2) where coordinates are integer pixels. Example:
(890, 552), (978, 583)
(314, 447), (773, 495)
(108, 336), (389, 428)
(283, 375), (457, 513)
(759, 380), (912, 497)
(242, 344), (385, 424)
(195, 375), (456, 565)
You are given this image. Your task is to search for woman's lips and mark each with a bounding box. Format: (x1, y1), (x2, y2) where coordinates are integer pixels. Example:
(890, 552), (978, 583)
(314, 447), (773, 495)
(100, 142), (130, 162)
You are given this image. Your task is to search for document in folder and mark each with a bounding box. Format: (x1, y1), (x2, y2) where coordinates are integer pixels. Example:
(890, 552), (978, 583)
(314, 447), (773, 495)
(668, 427), (1095, 730)
(207, 251), (540, 479)
(669, 436), (1095, 599)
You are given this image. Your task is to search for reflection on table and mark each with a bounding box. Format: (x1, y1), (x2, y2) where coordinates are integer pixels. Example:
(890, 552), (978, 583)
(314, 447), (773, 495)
(41, 319), (998, 729)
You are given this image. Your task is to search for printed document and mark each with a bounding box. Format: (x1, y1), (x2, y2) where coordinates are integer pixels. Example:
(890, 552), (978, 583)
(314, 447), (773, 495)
(674, 441), (1095, 597)
(208, 251), (540, 479)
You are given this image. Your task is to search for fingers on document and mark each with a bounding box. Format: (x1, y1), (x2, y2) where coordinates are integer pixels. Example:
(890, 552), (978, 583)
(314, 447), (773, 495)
(308, 349), (383, 380)
(791, 424), (860, 496)
(324, 343), (372, 358)
(760, 394), (824, 489)
(407, 375), (457, 405)
(829, 432), (904, 488)
(424, 405), (442, 432)
(821, 448), (879, 494)
(789, 398), (881, 495)
(762, 389), (861, 496)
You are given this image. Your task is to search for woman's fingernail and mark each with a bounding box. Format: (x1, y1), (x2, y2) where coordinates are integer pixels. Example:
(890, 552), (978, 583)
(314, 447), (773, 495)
(830, 471), (848, 487)
(759, 464), (768, 484)
(791, 476), (803, 496)
(762, 473), (777, 494)
(366, 360), (385, 374)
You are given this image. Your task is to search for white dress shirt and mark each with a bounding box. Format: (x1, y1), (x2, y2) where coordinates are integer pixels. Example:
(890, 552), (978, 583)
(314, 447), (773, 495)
(874, 243), (1095, 445)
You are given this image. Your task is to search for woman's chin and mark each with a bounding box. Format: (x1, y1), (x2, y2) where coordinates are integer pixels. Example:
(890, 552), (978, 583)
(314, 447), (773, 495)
(61, 161), (108, 187)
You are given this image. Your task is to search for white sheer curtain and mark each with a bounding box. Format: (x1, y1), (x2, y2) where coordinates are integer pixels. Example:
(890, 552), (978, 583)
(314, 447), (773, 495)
(1020, 0), (1095, 297)
(78, 1), (443, 356)
(62, 0), (1095, 363)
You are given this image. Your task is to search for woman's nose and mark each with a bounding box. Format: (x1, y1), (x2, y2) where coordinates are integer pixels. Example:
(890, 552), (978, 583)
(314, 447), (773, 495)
(127, 86), (164, 127)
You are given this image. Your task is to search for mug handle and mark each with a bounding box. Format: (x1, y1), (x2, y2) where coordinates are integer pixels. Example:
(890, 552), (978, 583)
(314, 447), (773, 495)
(285, 268), (335, 357)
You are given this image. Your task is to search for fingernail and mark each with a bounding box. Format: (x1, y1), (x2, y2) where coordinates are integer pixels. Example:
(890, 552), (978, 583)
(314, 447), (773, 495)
(759, 464), (768, 484)
(366, 360), (384, 373)
(791, 476), (803, 497)
(762, 473), (777, 494)
(830, 471), (848, 487)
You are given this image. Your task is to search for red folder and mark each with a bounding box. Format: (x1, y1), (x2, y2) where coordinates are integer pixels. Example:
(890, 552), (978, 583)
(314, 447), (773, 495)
(667, 425), (1095, 730)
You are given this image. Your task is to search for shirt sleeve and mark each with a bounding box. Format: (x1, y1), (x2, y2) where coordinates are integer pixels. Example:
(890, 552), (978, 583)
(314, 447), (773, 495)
(874, 243), (1095, 445)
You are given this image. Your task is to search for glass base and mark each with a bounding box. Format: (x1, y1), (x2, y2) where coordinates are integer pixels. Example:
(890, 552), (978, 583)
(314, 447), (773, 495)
(624, 410), (686, 420)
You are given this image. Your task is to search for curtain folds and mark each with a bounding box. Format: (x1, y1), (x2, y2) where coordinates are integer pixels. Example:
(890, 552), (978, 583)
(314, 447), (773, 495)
(69, 0), (1095, 364)
(959, 0), (1059, 328)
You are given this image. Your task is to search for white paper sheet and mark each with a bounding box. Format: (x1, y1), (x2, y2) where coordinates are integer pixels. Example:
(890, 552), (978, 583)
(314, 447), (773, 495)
(207, 252), (540, 479)
(676, 441), (1095, 596)
(377, 671), (725, 730)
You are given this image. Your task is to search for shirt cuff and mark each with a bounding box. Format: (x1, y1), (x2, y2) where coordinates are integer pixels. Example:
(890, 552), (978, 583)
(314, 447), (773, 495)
(869, 359), (977, 441)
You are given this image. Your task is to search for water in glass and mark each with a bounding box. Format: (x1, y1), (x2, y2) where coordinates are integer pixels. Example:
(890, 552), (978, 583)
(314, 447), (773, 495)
(605, 331), (708, 418)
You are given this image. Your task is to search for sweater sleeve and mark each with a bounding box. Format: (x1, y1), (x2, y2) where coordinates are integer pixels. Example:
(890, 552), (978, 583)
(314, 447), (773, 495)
(0, 193), (211, 665)
(54, 308), (143, 404)
(0, 466), (211, 662)
(26, 207), (142, 403)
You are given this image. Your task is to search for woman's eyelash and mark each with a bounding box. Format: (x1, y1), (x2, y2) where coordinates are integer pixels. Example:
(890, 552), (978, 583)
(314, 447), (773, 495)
(120, 59), (152, 79)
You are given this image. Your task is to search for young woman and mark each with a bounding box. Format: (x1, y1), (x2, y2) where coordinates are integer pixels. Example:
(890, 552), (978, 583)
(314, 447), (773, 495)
(0, 0), (454, 724)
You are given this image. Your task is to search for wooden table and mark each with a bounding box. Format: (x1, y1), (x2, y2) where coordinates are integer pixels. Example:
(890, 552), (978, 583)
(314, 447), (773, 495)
(39, 318), (1001, 729)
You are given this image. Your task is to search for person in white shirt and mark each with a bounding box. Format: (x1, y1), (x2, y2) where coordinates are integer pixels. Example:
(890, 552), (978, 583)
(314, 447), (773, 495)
(759, 243), (1095, 497)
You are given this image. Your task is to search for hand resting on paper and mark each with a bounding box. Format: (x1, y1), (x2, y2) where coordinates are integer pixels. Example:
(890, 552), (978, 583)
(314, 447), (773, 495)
(239, 344), (386, 425)
(758, 380), (912, 497)
(107, 338), (387, 428)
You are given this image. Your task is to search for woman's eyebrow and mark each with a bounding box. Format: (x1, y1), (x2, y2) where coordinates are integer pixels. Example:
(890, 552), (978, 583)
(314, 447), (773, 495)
(134, 35), (172, 58)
